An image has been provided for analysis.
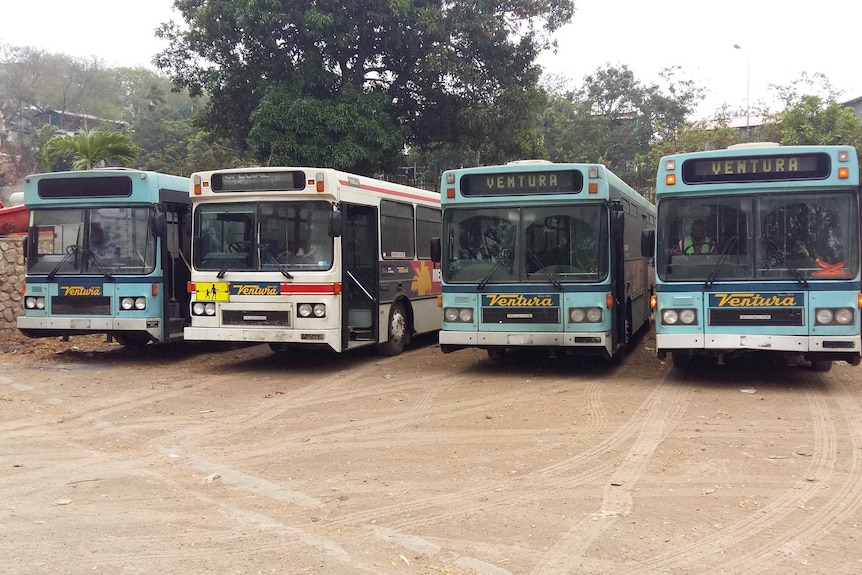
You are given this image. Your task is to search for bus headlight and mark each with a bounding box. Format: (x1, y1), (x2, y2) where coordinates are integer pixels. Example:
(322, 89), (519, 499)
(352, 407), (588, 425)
(816, 309), (834, 325)
(835, 308), (854, 324)
(298, 303), (312, 318)
(192, 302), (217, 316)
(120, 297), (146, 311)
(312, 303), (326, 318)
(569, 308), (602, 323)
(816, 307), (854, 325)
(679, 309), (697, 324)
(25, 296), (45, 310)
(443, 307), (472, 323)
(662, 308), (697, 325)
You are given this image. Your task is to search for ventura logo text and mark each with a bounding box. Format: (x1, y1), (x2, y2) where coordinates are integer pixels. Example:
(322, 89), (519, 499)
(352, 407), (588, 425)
(713, 293), (799, 307)
(486, 294), (555, 307)
(233, 285), (279, 296)
(61, 286), (101, 296)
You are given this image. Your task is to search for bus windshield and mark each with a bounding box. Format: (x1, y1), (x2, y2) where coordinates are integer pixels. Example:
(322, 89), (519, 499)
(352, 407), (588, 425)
(28, 207), (157, 275)
(656, 191), (859, 282)
(194, 201), (334, 272)
(443, 204), (608, 284)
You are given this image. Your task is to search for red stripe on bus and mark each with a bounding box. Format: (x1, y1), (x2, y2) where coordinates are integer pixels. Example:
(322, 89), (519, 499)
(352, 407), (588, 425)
(279, 283), (339, 294)
(338, 179), (440, 204)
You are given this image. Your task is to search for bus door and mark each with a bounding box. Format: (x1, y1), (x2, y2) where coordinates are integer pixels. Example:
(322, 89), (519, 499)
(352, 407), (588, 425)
(610, 201), (627, 352)
(341, 203), (379, 349)
(161, 202), (192, 339)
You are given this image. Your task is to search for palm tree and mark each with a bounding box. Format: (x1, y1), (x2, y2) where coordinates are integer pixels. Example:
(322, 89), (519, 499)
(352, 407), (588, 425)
(41, 128), (141, 171)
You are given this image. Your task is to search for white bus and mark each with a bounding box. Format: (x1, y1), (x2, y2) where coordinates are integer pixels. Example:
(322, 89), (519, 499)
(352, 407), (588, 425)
(184, 167), (442, 355)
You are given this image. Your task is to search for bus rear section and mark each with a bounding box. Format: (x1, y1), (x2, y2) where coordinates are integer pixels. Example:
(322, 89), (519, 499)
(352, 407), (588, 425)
(183, 167), (441, 355)
(17, 170), (192, 348)
(436, 161), (654, 360)
(649, 145), (862, 371)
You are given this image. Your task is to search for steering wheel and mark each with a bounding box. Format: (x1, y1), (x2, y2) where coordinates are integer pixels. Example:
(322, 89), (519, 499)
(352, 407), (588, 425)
(228, 241), (247, 252)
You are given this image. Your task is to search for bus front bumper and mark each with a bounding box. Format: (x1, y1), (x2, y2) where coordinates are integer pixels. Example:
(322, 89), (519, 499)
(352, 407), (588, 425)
(439, 330), (612, 355)
(656, 333), (861, 362)
(16, 316), (162, 339)
(183, 325), (342, 352)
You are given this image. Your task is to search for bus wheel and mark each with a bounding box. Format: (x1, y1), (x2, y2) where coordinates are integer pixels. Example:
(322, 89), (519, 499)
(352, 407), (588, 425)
(671, 351), (691, 369)
(376, 302), (410, 356)
(811, 359), (833, 372)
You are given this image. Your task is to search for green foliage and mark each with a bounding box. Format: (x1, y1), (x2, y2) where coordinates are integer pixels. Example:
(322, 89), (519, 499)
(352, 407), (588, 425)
(249, 85), (405, 173)
(761, 95), (862, 149)
(41, 129), (140, 171)
(541, 64), (704, 192)
(155, 0), (575, 172)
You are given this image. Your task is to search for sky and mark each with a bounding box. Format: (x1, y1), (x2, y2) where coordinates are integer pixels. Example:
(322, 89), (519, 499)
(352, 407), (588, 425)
(4, 0), (862, 120)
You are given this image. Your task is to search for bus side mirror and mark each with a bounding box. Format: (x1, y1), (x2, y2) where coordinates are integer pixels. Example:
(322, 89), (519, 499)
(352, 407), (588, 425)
(152, 213), (167, 237)
(329, 211), (343, 237)
(430, 237), (441, 263)
(641, 229), (655, 258)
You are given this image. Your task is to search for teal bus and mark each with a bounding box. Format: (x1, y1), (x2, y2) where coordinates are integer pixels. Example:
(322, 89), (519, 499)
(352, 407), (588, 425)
(17, 169), (192, 348)
(434, 160), (655, 360)
(644, 144), (861, 371)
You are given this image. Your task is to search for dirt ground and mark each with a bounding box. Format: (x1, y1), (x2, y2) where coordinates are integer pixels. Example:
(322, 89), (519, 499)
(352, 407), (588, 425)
(3, 328), (862, 575)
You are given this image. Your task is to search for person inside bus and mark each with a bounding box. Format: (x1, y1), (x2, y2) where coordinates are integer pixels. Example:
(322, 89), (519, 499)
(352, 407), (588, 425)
(674, 219), (716, 255)
(89, 223), (118, 259)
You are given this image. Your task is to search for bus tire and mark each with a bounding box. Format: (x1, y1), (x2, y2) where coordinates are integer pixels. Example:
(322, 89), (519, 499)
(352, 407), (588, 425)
(811, 359), (833, 372)
(376, 302), (410, 356)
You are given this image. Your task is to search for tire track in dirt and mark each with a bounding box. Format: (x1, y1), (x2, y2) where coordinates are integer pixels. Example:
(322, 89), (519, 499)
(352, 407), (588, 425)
(612, 378), (839, 574)
(529, 378), (694, 574)
(326, 371), (683, 538)
(701, 372), (862, 574)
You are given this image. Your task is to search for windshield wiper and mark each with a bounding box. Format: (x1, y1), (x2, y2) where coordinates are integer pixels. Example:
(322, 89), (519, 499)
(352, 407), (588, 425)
(704, 236), (736, 288)
(47, 245), (80, 280)
(82, 248), (115, 280)
(526, 250), (563, 291)
(216, 241), (249, 279)
(766, 240), (808, 287)
(477, 250), (511, 291)
(260, 244), (293, 279)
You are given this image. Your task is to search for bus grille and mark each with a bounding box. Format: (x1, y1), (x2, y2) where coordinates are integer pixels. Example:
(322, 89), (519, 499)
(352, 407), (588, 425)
(482, 307), (560, 324)
(52, 296), (111, 315)
(709, 308), (804, 327)
(222, 310), (291, 327)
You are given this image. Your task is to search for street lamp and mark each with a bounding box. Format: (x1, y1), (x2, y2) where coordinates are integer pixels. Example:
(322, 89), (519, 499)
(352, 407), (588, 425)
(733, 43), (750, 136)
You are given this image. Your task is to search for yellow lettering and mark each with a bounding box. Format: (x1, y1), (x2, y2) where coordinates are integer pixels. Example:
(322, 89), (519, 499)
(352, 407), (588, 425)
(775, 159), (785, 172)
(737, 160), (747, 173)
(789, 158), (798, 171)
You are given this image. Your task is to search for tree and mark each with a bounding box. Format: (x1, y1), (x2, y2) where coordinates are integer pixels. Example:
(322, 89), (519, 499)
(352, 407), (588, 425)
(540, 64), (704, 192)
(41, 129), (140, 171)
(154, 0), (575, 173)
(761, 95), (862, 150)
